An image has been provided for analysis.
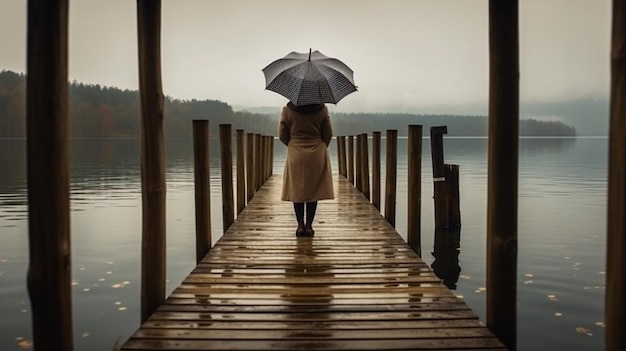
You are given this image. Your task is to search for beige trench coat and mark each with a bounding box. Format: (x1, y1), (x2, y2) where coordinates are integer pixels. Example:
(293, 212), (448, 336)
(278, 103), (334, 202)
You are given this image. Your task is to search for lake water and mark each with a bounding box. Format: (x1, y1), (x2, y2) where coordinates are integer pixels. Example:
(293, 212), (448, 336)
(0, 136), (607, 351)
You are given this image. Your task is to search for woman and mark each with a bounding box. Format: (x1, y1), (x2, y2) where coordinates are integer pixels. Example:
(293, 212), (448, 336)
(278, 102), (334, 237)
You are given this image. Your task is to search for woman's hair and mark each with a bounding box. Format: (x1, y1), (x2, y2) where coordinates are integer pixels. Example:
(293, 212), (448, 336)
(287, 102), (325, 114)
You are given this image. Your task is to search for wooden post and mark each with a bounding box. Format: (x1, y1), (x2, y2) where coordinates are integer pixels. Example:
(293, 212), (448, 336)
(431, 126), (449, 229)
(255, 133), (261, 190)
(193, 120), (211, 264)
(347, 135), (354, 184)
(384, 130), (398, 227)
(606, 1), (626, 349)
(355, 134), (363, 192)
(246, 133), (255, 202)
(407, 125), (422, 256)
(487, 1), (519, 349)
(372, 132), (381, 211)
(361, 133), (370, 200)
(337, 136), (346, 178)
(137, 0), (166, 324)
(236, 129), (245, 215)
(26, 0), (73, 349)
(220, 124), (234, 232)
(265, 136), (272, 181)
(269, 136), (274, 177)
(445, 164), (461, 229)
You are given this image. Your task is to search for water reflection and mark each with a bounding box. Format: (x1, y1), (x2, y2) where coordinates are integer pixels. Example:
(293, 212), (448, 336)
(430, 228), (461, 290)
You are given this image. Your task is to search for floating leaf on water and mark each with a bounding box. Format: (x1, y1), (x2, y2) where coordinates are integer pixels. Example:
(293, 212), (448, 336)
(123, 281), (130, 285)
(524, 280), (534, 285)
(599, 271), (606, 275)
(98, 278), (105, 282)
(81, 332), (90, 338)
(595, 322), (605, 328)
(459, 275), (471, 280)
(106, 271), (112, 275)
(82, 288), (90, 292)
(455, 294), (464, 299)
(118, 306), (127, 311)
(575, 327), (593, 336)
(547, 294), (558, 301)
(524, 273), (534, 278)
(71, 279), (79, 286)
(555, 312), (563, 317)
(115, 301), (122, 305)
(1, 257), (9, 263)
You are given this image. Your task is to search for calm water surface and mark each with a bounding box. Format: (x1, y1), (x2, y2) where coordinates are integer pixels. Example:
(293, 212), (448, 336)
(0, 137), (607, 350)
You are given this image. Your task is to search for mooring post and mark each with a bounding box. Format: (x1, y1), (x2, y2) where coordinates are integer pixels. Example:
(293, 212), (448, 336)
(26, 0), (73, 348)
(137, 0), (166, 324)
(430, 126), (449, 229)
(372, 131), (381, 211)
(606, 0), (626, 349)
(236, 129), (245, 215)
(487, 0), (519, 349)
(445, 164), (461, 229)
(193, 120), (211, 264)
(384, 130), (398, 227)
(220, 124), (234, 232)
(407, 125), (423, 256)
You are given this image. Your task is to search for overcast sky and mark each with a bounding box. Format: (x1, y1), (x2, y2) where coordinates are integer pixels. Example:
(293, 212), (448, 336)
(0, 0), (612, 114)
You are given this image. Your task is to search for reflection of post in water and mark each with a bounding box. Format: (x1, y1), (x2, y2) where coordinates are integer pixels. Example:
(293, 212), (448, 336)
(431, 227), (461, 290)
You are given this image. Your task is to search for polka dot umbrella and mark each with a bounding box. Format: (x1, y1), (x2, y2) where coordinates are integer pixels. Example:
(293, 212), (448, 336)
(262, 49), (357, 106)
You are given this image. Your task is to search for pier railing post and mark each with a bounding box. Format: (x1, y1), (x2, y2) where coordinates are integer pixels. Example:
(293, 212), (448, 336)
(606, 1), (626, 349)
(246, 133), (255, 202)
(347, 135), (355, 184)
(220, 124), (234, 232)
(193, 120), (212, 264)
(361, 133), (370, 200)
(236, 129), (245, 215)
(255, 133), (261, 191)
(26, 0), (74, 348)
(487, 0), (519, 349)
(372, 132), (381, 211)
(337, 136), (347, 178)
(407, 125), (422, 256)
(137, 0), (166, 324)
(355, 134), (363, 192)
(384, 130), (398, 226)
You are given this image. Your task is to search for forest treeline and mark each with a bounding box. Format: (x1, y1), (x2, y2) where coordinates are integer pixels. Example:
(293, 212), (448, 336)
(0, 70), (576, 138)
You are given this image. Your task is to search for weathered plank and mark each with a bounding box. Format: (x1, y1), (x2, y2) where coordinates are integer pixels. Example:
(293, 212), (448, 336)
(121, 174), (507, 350)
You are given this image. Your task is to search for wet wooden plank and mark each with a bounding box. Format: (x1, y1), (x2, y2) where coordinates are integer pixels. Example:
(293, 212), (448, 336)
(121, 174), (507, 350)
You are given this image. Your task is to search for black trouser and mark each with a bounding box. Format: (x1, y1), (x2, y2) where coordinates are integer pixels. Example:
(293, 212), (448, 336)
(293, 201), (318, 227)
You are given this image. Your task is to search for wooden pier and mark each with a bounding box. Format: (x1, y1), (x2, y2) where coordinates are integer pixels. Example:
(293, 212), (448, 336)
(121, 174), (507, 350)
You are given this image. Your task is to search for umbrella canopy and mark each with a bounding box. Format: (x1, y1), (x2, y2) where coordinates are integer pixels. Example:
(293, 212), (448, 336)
(262, 49), (357, 106)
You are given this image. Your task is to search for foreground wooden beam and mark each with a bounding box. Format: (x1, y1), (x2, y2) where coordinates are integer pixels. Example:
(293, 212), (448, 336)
(487, 1), (519, 349)
(137, 0), (166, 323)
(606, 1), (626, 349)
(26, 0), (73, 349)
